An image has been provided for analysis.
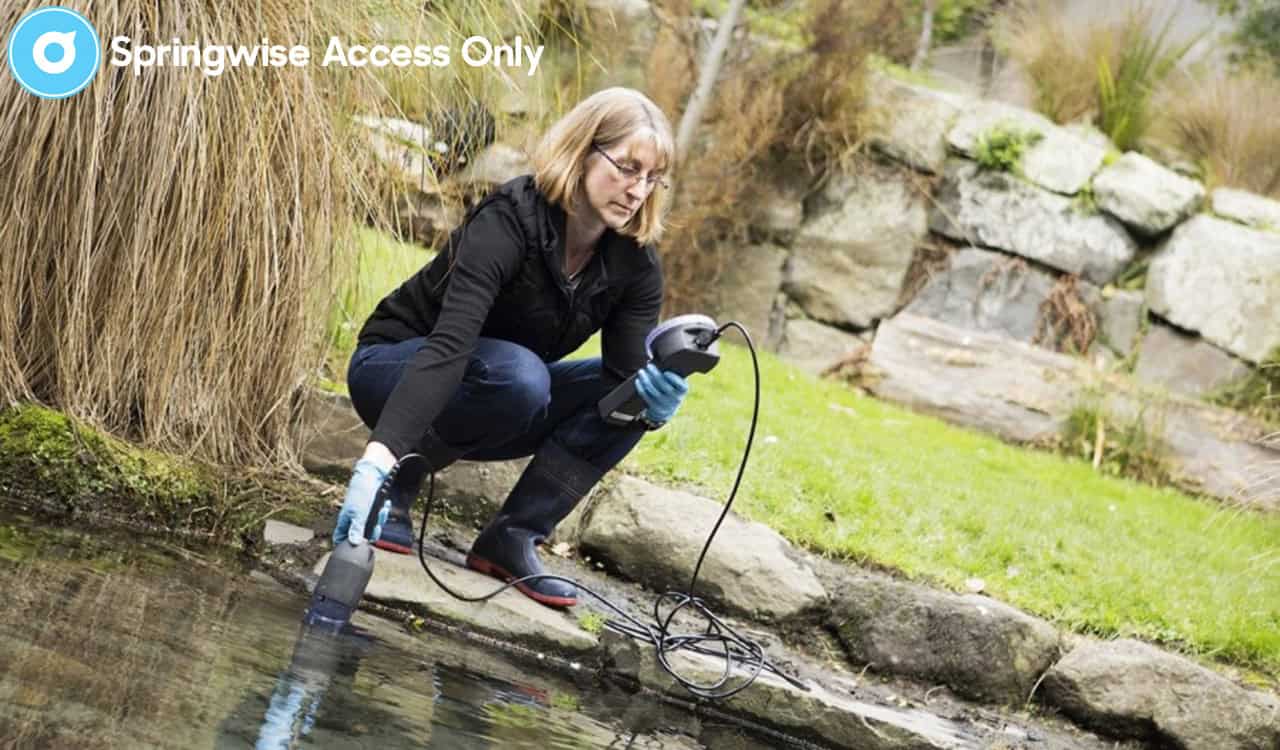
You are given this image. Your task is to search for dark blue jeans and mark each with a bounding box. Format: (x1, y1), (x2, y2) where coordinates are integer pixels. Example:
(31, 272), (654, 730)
(347, 337), (645, 476)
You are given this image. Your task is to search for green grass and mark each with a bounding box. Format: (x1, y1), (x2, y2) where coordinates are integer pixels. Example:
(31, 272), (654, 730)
(325, 226), (435, 379)
(333, 228), (1280, 676)
(622, 343), (1280, 675)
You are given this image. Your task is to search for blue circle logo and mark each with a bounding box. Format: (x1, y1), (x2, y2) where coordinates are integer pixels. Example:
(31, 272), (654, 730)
(7, 7), (101, 99)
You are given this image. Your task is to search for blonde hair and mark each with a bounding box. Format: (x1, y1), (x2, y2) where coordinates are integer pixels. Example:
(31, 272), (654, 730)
(533, 87), (675, 246)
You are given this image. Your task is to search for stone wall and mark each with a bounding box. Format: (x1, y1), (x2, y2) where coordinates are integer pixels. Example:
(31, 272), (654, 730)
(702, 70), (1280, 509)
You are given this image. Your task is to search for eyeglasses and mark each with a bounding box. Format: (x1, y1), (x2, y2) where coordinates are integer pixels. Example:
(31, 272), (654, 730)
(592, 144), (669, 190)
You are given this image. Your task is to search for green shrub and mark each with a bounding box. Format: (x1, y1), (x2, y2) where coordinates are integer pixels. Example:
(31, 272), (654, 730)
(1062, 399), (1171, 486)
(995, 3), (1201, 150)
(973, 124), (1043, 172)
(1096, 11), (1201, 150)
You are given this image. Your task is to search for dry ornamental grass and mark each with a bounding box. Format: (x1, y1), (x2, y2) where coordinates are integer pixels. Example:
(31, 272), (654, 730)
(0, 0), (520, 466)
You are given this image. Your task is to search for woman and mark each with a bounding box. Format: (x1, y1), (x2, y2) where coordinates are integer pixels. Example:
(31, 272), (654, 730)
(333, 87), (690, 608)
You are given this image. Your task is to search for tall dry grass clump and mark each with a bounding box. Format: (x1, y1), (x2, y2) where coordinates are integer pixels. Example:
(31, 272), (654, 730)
(649, 0), (911, 313)
(0, 1), (411, 466)
(1154, 70), (1280, 198)
(995, 2), (1201, 149)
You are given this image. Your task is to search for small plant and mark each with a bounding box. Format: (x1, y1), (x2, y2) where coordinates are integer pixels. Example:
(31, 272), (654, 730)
(995, 3), (1201, 150)
(1072, 182), (1099, 214)
(1062, 399), (1171, 485)
(1035, 275), (1097, 355)
(577, 610), (606, 635)
(973, 124), (1043, 173)
(1207, 350), (1280, 427)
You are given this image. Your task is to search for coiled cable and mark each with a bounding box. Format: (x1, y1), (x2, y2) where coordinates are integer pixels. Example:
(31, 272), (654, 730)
(410, 321), (808, 699)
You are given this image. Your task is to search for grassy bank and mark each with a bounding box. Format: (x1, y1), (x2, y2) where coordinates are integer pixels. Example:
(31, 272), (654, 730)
(625, 341), (1280, 676)
(0, 406), (330, 545)
(336, 228), (1280, 676)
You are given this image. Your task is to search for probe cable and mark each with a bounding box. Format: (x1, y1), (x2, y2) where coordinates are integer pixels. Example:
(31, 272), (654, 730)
(409, 321), (809, 699)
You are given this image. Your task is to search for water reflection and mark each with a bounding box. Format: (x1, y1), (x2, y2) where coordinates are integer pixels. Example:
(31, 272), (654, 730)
(0, 514), (788, 749)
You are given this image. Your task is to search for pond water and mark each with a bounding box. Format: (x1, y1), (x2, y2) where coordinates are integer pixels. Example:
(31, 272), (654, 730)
(0, 509), (795, 749)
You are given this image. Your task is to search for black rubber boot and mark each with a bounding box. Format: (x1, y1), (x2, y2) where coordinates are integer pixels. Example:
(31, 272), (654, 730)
(374, 428), (464, 555)
(466, 440), (603, 608)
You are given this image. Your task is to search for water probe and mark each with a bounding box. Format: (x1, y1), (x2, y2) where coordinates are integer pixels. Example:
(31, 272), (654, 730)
(307, 317), (808, 699)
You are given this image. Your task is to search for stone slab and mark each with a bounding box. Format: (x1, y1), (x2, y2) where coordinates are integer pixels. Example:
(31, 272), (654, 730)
(314, 550), (598, 655)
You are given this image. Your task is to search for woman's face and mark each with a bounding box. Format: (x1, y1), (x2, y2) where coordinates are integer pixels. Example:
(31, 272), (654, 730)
(580, 128), (664, 232)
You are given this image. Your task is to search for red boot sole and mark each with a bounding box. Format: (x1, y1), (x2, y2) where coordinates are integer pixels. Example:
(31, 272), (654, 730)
(373, 539), (414, 555)
(465, 553), (577, 608)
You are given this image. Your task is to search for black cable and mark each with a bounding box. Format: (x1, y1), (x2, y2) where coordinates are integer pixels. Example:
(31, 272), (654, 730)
(410, 321), (808, 699)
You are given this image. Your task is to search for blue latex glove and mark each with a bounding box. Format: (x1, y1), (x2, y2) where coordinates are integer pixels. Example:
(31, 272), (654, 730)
(332, 455), (393, 546)
(634, 363), (690, 424)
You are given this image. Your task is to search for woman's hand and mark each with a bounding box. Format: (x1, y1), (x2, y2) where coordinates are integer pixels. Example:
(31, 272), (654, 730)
(332, 445), (396, 545)
(634, 363), (690, 425)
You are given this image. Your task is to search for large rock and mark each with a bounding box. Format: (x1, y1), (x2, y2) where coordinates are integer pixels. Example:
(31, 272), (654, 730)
(865, 71), (966, 174)
(930, 160), (1137, 285)
(1212, 187), (1280, 231)
(601, 631), (986, 750)
(299, 390), (369, 479)
(866, 314), (1280, 507)
(320, 551), (597, 655)
(579, 476), (826, 621)
(946, 100), (1055, 156)
(904, 246), (1058, 345)
(428, 458), (530, 531)
(947, 101), (1105, 195)
(1146, 214), (1280, 363)
(1135, 324), (1253, 398)
(1042, 639), (1280, 750)
(1093, 152), (1205, 236)
(775, 317), (867, 375)
(1020, 127), (1107, 196)
(710, 243), (786, 350)
(1094, 289), (1144, 355)
(784, 166), (927, 328)
(453, 143), (531, 187)
(827, 573), (1061, 706)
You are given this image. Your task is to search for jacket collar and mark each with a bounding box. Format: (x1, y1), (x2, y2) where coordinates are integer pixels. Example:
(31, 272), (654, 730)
(502, 175), (655, 288)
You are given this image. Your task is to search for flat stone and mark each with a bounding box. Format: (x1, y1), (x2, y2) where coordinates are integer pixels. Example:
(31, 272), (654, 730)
(314, 550), (597, 655)
(827, 572), (1061, 705)
(1212, 187), (1280, 232)
(775, 317), (868, 375)
(866, 314), (1280, 507)
(1093, 152), (1205, 236)
(263, 520), (314, 546)
(1146, 214), (1280, 363)
(1042, 639), (1280, 750)
(904, 246), (1058, 345)
(579, 476), (827, 621)
(865, 71), (966, 174)
(930, 160), (1137, 285)
(601, 631), (985, 750)
(784, 166), (927, 328)
(1135, 324), (1253, 398)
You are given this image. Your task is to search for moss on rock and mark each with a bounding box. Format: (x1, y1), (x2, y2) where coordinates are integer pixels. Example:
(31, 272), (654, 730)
(0, 404), (330, 545)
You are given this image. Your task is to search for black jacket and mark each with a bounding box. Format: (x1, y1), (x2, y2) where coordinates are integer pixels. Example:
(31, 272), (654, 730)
(358, 175), (663, 457)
